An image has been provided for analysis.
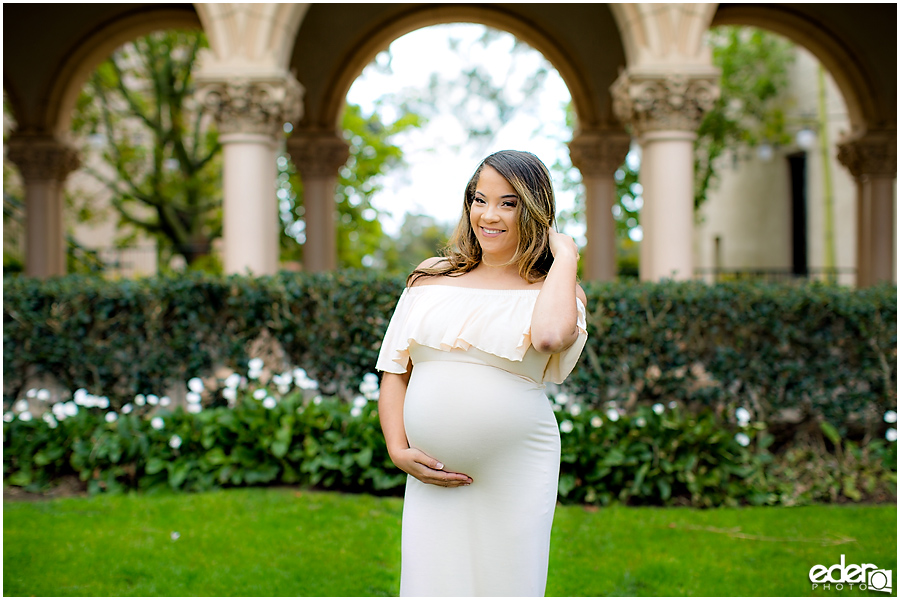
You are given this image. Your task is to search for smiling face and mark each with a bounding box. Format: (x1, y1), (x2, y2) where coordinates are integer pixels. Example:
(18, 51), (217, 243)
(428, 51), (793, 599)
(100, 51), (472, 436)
(469, 165), (521, 264)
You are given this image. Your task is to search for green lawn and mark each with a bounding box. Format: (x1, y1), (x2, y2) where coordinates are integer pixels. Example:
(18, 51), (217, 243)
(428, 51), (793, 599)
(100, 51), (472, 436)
(3, 487), (896, 596)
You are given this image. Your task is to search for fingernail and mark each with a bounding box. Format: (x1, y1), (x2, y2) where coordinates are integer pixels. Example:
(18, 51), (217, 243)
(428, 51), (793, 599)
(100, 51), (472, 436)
(435, 462), (443, 470)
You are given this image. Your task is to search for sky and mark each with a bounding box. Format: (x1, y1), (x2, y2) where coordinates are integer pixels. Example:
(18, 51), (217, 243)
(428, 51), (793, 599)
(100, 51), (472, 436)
(344, 24), (584, 240)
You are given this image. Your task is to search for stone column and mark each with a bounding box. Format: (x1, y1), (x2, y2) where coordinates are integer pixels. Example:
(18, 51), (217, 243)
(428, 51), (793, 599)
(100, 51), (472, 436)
(195, 74), (303, 275)
(611, 70), (719, 281)
(568, 130), (631, 281)
(837, 131), (897, 286)
(6, 136), (80, 278)
(287, 130), (350, 272)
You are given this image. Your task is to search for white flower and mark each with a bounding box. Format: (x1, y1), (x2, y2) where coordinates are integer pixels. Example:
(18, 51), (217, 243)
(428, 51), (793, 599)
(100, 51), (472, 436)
(151, 417), (164, 430)
(188, 377), (204, 393)
(169, 435), (183, 449)
(171, 531), (180, 541)
(293, 368), (307, 381)
(276, 383), (291, 395)
(105, 412), (118, 423)
(253, 389), (267, 400)
(222, 388), (237, 401)
(555, 393), (570, 405)
(884, 410), (897, 424)
(735, 432), (751, 447)
(19, 411), (32, 422)
(313, 396), (322, 405)
(248, 358), (264, 372)
(606, 408), (620, 422)
(560, 420), (574, 433)
(668, 401), (677, 409)
(652, 403), (665, 415)
(552, 404), (562, 412)
(63, 402), (78, 417)
(364, 373), (379, 385)
(262, 397), (277, 410)
(74, 389), (89, 405)
(569, 404), (582, 417)
(186, 392), (202, 405)
(121, 403), (133, 415)
(4, 412), (15, 422)
(886, 428), (897, 442)
(14, 400), (28, 413)
(225, 373), (242, 389)
(97, 396), (110, 409)
(26, 388), (37, 399)
(160, 396), (171, 407)
(135, 394), (146, 406)
(350, 406), (363, 418)
(36, 389), (51, 402)
(591, 416), (603, 428)
(635, 417), (646, 427)
(187, 403), (202, 414)
(147, 394), (159, 406)
(735, 407), (751, 426)
(42, 413), (57, 429)
(353, 396), (368, 408)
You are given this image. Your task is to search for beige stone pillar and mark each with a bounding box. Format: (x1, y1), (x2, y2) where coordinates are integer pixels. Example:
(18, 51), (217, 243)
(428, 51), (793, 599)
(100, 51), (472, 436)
(611, 70), (719, 281)
(195, 75), (303, 275)
(6, 136), (80, 278)
(287, 130), (350, 272)
(568, 131), (631, 281)
(837, 131), (897, 286)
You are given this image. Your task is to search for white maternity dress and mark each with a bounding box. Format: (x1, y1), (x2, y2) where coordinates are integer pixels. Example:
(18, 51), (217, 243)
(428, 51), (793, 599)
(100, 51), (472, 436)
(376, 284), (588, 597)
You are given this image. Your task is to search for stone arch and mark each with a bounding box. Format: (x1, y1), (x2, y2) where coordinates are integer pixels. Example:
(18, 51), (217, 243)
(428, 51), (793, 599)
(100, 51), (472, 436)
(711, 4), (884, 134)
(193, 3), (309, 69)
(308, 5), (601, 133)
(43, 7), (201, 138)
(609, 3), (718, 66)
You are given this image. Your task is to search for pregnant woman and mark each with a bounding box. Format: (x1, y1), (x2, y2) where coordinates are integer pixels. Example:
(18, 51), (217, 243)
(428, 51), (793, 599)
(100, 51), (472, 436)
(376, 150), (588, 596)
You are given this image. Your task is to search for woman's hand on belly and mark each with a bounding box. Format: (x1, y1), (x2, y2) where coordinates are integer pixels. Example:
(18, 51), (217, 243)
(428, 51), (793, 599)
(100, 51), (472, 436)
(392, 447), (473, 487)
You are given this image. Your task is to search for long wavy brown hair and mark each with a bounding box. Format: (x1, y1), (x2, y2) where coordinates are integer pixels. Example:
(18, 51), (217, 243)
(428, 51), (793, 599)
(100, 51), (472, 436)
(407, 150), (556, 286)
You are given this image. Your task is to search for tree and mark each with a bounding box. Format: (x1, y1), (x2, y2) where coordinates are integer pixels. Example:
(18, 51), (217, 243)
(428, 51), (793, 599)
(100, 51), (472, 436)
(276, 103), (424, 270)
(70, 29), (223, 271)
(694, 27), (795, 209)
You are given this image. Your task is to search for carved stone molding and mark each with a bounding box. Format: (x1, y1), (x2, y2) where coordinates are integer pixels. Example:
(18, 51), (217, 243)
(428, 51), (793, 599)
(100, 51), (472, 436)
(568, 131), (632, 176)
(195, 74), (304, 138)
(610, 70), (719, 137)
(6, 136), (80, 181)
(837, 132), (897, 178)
(287, 131), (350, 178)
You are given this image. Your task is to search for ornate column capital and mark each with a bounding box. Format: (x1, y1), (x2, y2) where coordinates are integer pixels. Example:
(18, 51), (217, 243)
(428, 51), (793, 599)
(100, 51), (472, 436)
(6, 136), (80, 181)
(610, 68), (720, 137)
(837, 131), (897, 178)
(195, 72), (304, 138)
(287, 130), (350, 178)
(568, 130), (632, 176)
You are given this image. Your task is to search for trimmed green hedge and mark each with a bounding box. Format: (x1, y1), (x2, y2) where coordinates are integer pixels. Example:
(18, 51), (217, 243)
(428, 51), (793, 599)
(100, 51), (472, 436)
(4, 272), (896, 436)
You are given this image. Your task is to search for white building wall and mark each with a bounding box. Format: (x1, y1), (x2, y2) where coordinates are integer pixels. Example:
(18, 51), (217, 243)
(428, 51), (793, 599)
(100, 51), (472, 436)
(694, 43), (857, 285)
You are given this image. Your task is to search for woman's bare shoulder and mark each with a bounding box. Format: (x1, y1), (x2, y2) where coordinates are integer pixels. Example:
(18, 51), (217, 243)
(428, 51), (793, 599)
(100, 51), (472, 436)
(415, 256), (447, 271)
(575, 283), (587, 306)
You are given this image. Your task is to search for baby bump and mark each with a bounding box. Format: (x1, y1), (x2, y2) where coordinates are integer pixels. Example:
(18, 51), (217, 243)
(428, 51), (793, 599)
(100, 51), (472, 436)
(403, 360), (560, 479)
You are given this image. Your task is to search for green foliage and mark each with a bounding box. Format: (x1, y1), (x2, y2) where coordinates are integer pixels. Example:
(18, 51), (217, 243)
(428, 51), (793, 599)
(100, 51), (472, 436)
(695, 27), (796, 209)
(5, 274), (895, 430)
(70, 29), (223, 270)
(572, 280), (897, 434)
(277, 103), (424, 270)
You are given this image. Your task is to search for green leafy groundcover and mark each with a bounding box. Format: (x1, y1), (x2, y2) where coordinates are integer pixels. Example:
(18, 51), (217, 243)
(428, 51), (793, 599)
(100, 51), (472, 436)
(3, 388), (896, 507)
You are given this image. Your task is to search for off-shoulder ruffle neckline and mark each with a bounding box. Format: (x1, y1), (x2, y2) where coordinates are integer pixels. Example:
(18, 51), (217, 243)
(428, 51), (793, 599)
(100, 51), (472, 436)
(407, 284), (542, 295)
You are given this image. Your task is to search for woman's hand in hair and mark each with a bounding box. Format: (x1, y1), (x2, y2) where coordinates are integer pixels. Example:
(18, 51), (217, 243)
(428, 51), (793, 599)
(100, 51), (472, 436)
(547, 228), (579, 262)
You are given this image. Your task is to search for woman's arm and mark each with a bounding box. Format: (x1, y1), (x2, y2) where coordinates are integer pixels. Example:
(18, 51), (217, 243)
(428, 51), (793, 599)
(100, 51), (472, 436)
(378, 368), (472, 487)
(531, 229), (587, 354)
